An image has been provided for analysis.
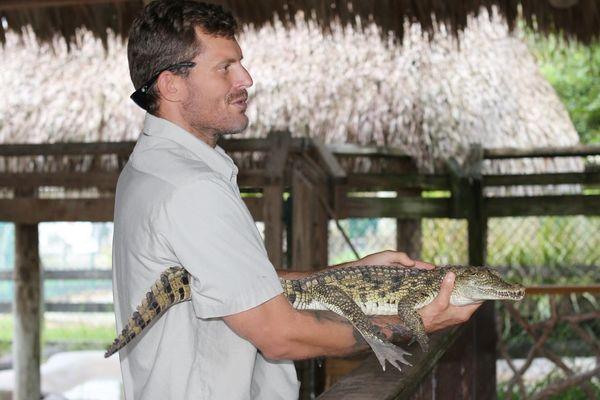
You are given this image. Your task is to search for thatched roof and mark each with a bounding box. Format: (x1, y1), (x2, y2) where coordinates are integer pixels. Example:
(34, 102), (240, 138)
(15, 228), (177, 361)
(1, 0), (599, 48)
(1, 9), (582, 184)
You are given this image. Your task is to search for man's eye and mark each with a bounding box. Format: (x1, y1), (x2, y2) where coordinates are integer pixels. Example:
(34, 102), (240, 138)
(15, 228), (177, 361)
(221, 65), (230, 72)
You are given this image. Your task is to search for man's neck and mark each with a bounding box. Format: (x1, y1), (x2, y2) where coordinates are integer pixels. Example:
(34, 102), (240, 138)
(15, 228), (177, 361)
(155, 111), (218, 148)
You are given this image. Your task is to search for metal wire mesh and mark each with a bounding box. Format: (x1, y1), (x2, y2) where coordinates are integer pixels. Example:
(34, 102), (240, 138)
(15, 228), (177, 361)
(328, 218), (469, 266)
(487, 216), (600, 285)
(328, 218), (396, 264)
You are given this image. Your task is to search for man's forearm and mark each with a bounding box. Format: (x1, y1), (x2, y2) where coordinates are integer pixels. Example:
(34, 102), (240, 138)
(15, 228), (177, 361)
(270, 309), (412, 360)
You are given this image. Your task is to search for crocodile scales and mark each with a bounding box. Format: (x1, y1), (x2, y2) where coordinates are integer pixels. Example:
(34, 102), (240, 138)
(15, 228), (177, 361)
(106, 265), (525, 371)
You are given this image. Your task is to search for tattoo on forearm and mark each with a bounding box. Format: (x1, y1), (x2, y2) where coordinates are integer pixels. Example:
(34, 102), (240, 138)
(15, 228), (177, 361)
(307, 311), (368, 350)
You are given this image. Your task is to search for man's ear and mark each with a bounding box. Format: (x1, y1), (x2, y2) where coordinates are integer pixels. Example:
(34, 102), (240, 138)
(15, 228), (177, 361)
(155, 71), (186, 103)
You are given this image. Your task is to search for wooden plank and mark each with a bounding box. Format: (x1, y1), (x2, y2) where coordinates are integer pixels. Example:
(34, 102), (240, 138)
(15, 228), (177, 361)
(484, 145), (600, 159)
(243, 197), (263, 221)
(0, 172), (119, 189)
(0, 269), (112, 280)
(0, 0), (137, 11)
(311, 140), (347, 180)
(338, 197), (455, 219)
(291, 158), (329, 399)
(486, 195), (600, 217)
(326, 143), (411, 158)
(466, 145), (496, 399)
(0, 303), (114, 313)
(263, 131), (292, 268)
(291, 165), (316, 270)
(526, 285), (600, 295)
(0, 197), (263, 222)
(14, 223), (41, 400)
(0, 198), (115, 222)
(0, 142), (135, 156)
(420, 144), (497, 399)
(483, 171), (600, 187)
(318, 328), (464, 399)
(238, 170), (269, 187)
(346, 174), (449, 190)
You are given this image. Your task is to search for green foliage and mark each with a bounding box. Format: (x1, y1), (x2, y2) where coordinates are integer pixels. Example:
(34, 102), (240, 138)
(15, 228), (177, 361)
(526, 33), (600, 144)
(498, 372), (600, 399)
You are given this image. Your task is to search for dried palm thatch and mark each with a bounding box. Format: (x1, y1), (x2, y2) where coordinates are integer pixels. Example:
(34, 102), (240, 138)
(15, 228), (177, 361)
(1, 0), (599, 47)
(0, 9), (583, 191)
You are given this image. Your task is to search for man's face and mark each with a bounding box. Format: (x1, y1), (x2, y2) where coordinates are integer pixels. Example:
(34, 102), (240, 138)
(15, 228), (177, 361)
(179, 29), (253, 142)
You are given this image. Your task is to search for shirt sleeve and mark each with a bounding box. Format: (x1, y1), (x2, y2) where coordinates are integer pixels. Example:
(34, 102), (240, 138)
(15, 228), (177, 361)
(156, 175), (283, 318)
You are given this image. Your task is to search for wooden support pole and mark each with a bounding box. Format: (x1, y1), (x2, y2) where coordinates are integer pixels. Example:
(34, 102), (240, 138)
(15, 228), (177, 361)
(13, 223), (41, 400)
(291, 156), (329, 399)
(414, 145), (495, 399)
(396, 162), (423, 258)
(263, 131), (291, 268)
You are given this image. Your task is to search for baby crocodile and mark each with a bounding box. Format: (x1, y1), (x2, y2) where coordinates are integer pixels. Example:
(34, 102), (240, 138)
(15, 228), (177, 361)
(106, 265), (524, 371)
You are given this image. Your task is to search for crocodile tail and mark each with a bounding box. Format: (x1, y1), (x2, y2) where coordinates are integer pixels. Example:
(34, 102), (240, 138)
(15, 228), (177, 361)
(104, 266), (192, 358)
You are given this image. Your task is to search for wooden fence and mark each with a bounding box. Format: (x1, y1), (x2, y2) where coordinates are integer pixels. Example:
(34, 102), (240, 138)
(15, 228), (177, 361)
(0, 138), (599, 399)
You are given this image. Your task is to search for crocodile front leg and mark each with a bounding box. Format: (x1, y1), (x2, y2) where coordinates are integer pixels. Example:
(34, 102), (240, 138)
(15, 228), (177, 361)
(309, 284), (412, 371)
(397, 302), (429, 352)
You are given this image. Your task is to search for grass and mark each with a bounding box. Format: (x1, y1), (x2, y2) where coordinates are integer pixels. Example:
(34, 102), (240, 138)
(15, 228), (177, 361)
(0, 314), (116, 357)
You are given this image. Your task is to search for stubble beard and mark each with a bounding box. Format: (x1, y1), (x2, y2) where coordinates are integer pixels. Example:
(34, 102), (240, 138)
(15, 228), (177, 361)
(182, 89), (249, 142)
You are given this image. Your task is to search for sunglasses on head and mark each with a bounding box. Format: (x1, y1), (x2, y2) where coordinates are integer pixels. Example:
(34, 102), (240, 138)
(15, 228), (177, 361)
(130, 61), (197, 110)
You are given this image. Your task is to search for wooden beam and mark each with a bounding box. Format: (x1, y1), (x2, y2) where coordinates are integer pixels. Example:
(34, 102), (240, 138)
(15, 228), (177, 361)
(346, 173), (450, 191)
(243, 197), (263, 221)
(0, 198), (115, 222)
(0, 197), (263, 222)
(0, 269), (112, 280)
(0, 172), (120, 189)
(263, 131), (291, 267)
(483, 171), (600, 187)
(486, 195), (600, 217)
(13, 223), (41, 400)
(0, 0), (139, 10)
(338, 197), (455, 219)
(311, 140), (347, 180)
(484, 145), (600, 159)
(318, 328), (464, 399)
(0, 142), (135, 156)
(326, 143), (411, 158)
(526, 285), (600, 295)
(0, 302), (113, 313)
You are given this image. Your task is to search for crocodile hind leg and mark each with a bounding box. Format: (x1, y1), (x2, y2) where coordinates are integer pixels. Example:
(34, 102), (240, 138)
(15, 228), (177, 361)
(310, 284), (411, 371)
(397, 303), (429, 352)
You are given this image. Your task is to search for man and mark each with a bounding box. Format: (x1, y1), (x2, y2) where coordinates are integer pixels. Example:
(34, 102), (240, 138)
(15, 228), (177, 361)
(112, 1), (481, 399)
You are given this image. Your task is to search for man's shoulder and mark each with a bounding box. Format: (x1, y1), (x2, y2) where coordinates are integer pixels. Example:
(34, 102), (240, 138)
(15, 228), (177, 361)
(128, 134), (219, 188)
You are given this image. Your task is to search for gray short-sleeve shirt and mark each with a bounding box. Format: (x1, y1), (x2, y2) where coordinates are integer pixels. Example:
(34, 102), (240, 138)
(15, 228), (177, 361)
(112, 113), (300, 400)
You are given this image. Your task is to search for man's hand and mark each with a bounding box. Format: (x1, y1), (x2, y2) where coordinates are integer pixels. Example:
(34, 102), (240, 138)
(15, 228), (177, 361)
(418, 271), (481, 332)
(340, 250), (435, 270)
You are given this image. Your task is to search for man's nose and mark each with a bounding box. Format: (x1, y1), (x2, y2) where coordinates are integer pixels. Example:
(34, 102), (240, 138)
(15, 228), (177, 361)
(238, 66), (253, 89)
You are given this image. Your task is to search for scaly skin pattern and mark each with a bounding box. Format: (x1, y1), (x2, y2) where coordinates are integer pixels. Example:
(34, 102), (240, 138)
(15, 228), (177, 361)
(105, 267), (191, 358)
(106, 265), (525, 371)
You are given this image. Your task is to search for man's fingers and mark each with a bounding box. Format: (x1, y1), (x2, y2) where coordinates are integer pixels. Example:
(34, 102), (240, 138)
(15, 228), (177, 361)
(389, 252), (415, 267)
(413, 260), (435, 270)
(433, 272), (455, 308)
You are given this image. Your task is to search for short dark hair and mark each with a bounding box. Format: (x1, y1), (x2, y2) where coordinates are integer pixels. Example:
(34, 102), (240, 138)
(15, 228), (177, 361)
(127, 0), (238, 114)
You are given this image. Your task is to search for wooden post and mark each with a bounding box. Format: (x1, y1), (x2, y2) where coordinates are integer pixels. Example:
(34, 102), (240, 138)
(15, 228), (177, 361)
(291, 152), (330, 399)
(263, 131), (291, 268)
(13, 223), (41, 400)
(413, 145), (495, 399)
(291, 158), (328, 271)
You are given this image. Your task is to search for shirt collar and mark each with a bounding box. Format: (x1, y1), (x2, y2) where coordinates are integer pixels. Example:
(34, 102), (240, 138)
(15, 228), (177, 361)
(142, 113), (238, 181)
